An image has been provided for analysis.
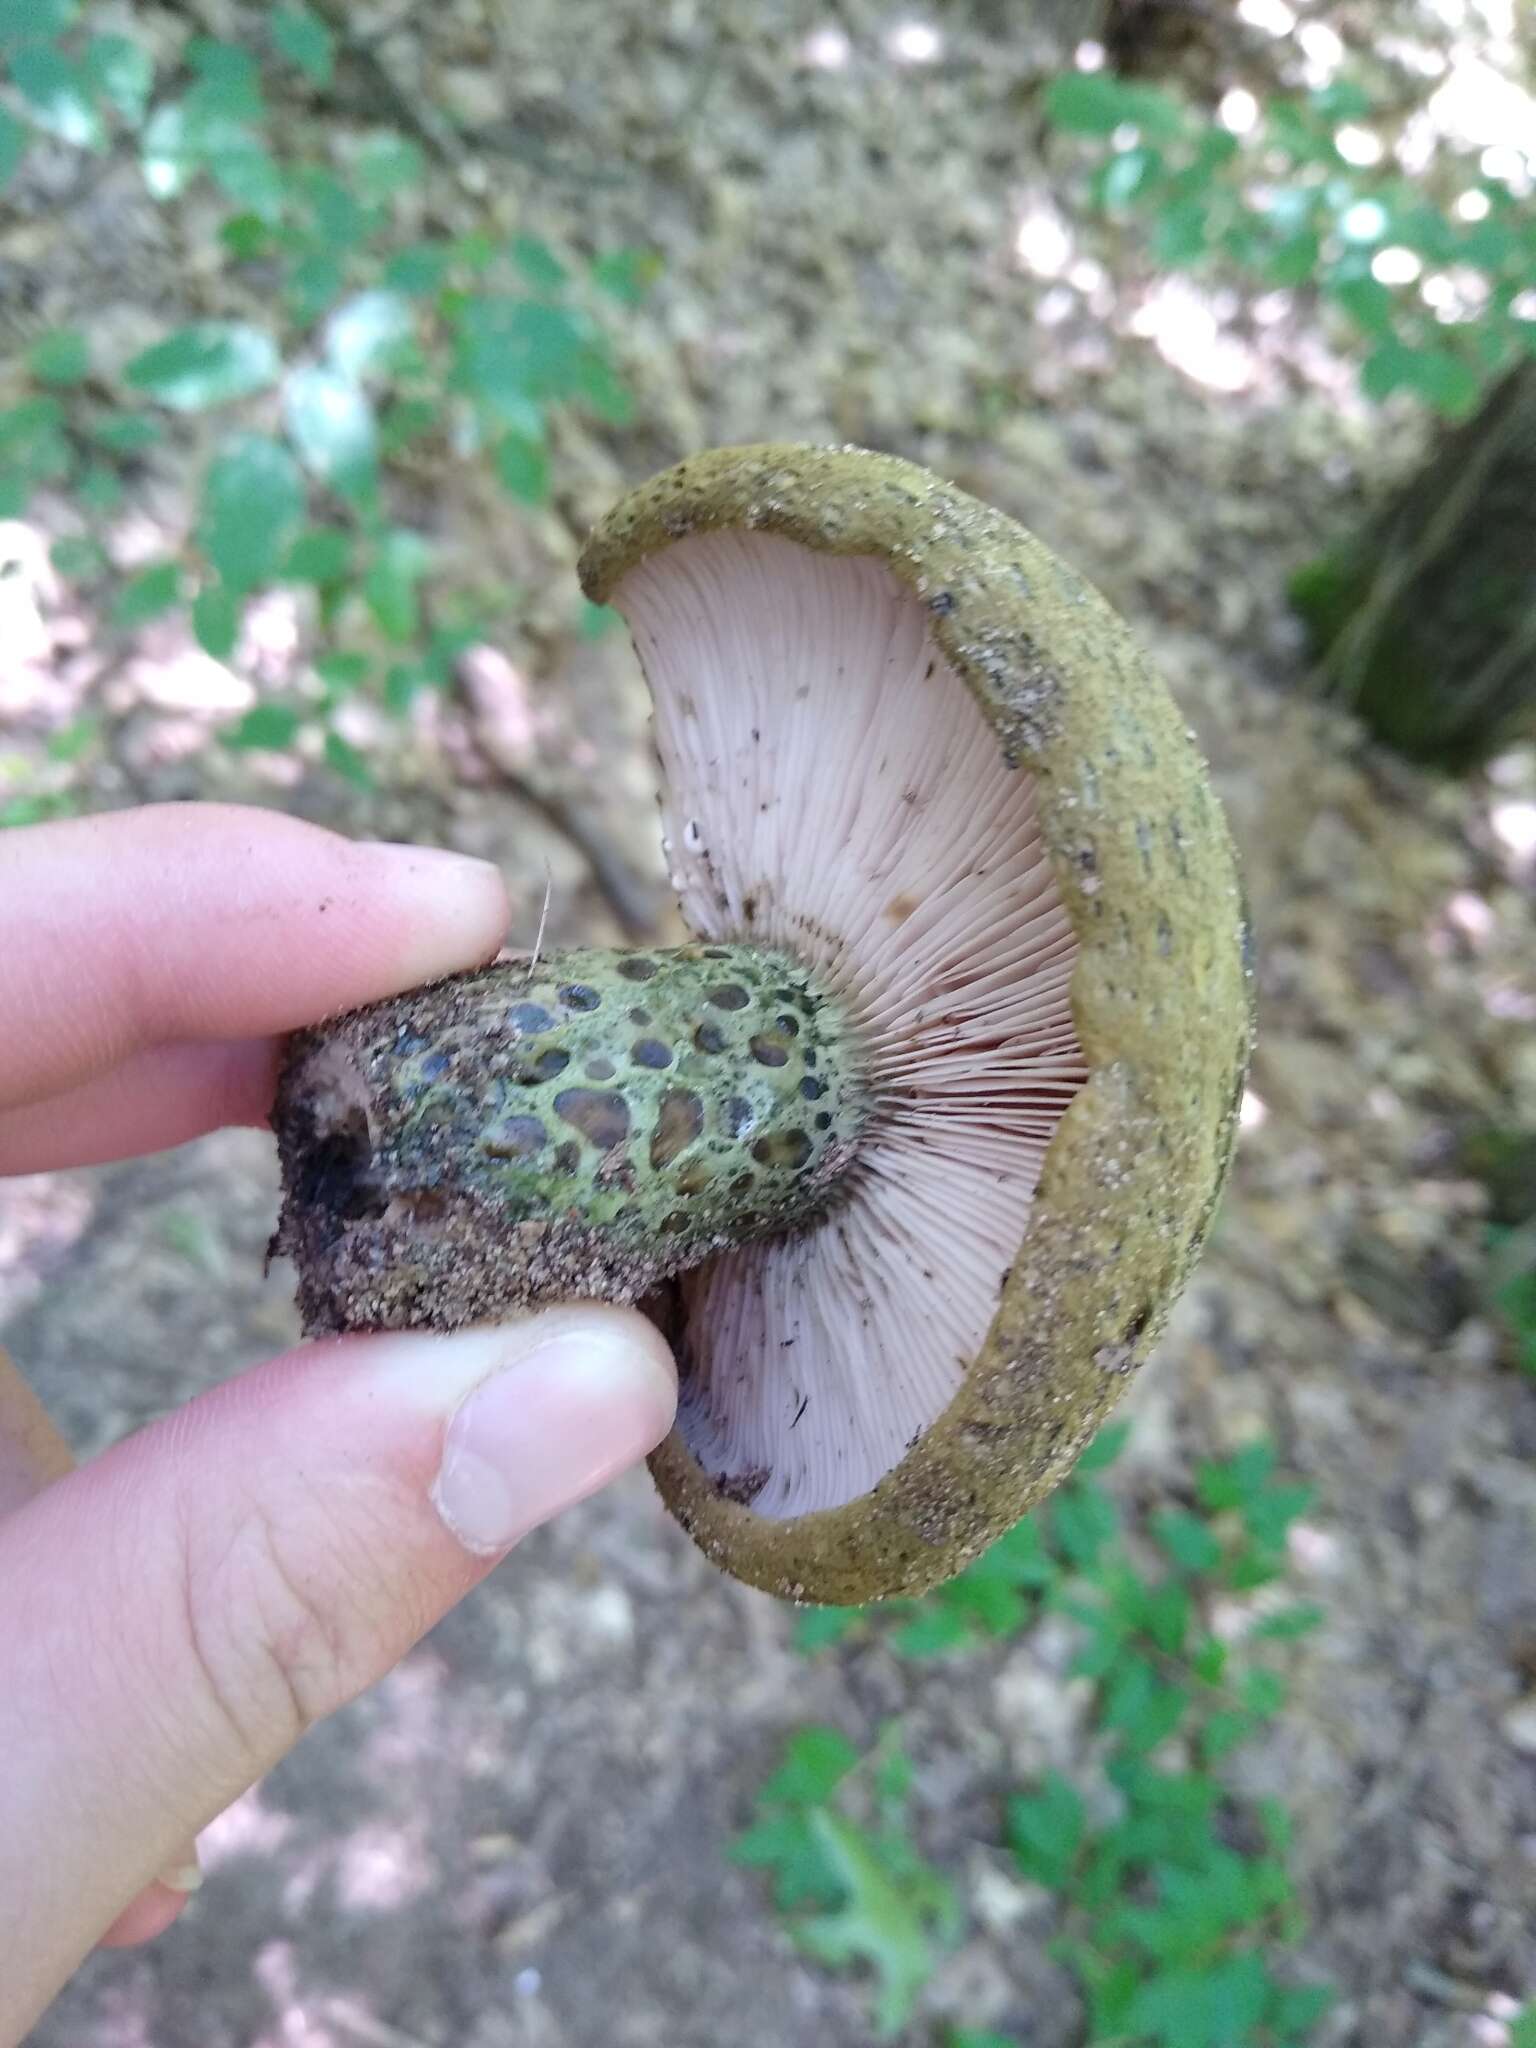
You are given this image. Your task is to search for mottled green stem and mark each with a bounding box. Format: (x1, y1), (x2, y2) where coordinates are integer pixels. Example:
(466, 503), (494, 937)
(271, 944), (871, 1335)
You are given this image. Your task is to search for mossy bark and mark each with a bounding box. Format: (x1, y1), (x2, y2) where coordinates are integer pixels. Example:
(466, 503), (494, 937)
(1292, 362), (1536, 772)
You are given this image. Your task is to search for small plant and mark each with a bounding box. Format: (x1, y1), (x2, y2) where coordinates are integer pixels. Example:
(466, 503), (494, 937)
(737, 1433), (1332, 2044)
(731, 1725), (962, 2038)
(1487, 1224), (1536, 1378)
(1041, 67), (1536, 420)
(0, 4), (652, 821)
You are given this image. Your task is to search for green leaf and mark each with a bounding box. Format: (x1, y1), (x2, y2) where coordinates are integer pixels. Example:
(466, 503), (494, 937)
(282, 526), (352, 585)
(1101, 1655), (1190, 1755)
(578, 598), (621, 639)
(1507, 2004), (1536, 2048)
(0, 0), (76, 47)
(1268, 1979), (1335, 2039)
(272, 6), (335, 85)
(793, 1606), (865, 1652)
(731, 1810), (842, 1913)
(756, 1726), (860, 1810)
(1328, 273), (1396, 336)
(325, 290), (415, 380)
(11, 47), (103, 149)
(204, 132), (282, 215)
(125, 322), (279, 410)
(798, 1810), (952, 2038)
(1077, 1420), (1132, 1472)
(947, 2032), (1022, 2048)
(1240, 1667), (1287, 1718)
(890, 1604), (971, 1658)
(49, 535), (106, 580)
(197, 435), (305, 593)
(1362, 338), (1482, 413)
(1199, 1709), (1252, 1762)
(1051, 1480), (1118, 1566)
(1196, 1443), (1274, 1511)
(453, 296), (607, 419)
(1099, 142), (1162, 209)
(1151, 1507), (1223, 1575)
(383, 658), (431, 713)
(283, 365), (377, 499)
(185, 37), (262, 122)
(324, 729), (373, 789)
(1122, 1951), (1270, 2047)
(353, 130), (424, 200)
(590, 246), (661, 304)
(109, 561), (182, 627)
(285, 251), (346, 324)
(1044, 71), (1184, 140)
(140, 102), (196, 200)
(364, 530), (431, 643)
(225, 701), (302, 750)
(0, 397), (68, 485)
(510, 233), (568, 289)
(1006, 1771), (1083, 1889)
(1241, 1482), (1314, 1549)
(192, 584), (240, 661)
(91, 411), (162, 454)
(297, 169), (368, 255)
(315, 650), (371, 692)
(76, 462), (123, 512)
(1152, 196), (1208, 265)
(495, 430), (550, 504)
(220, 211), (275, 260)
(27, 327), (89, 386)
(1310, 79), (1372, 123)
(1251, 1602), (1325, 1642)
(0, 106), (26, 188)
(385, 242), (453, 296)
(83, 33), (153, 126)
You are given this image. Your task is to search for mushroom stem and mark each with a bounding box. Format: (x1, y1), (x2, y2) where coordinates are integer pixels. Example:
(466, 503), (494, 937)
(270, 943), (873, 1336)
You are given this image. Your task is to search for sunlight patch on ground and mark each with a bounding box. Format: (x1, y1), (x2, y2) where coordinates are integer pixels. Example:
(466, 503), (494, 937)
(887, 21), (941, 65)
(800, 24), (849, 69)
(1013, 199), (1073, 278)
(1128, 278), (1260, 393)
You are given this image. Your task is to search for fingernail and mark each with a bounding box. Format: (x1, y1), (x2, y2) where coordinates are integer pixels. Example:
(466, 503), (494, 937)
(431, 1326), (676, 1556)
(357, 842), (509, 983)
(157, 1861), (203, 1895)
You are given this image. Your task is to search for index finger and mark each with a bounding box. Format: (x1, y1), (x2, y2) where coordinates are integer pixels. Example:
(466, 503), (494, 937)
(0, 804), (511, 1113)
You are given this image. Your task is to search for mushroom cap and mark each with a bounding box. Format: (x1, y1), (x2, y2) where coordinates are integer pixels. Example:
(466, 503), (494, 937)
(580, 445), (1252, 1603)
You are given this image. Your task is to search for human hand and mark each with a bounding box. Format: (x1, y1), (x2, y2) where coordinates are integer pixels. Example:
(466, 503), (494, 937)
(0, 804), (677, 2043)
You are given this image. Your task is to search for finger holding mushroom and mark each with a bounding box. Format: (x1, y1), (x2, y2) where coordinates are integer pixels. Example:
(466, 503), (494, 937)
(272, 444), (1252, 1603)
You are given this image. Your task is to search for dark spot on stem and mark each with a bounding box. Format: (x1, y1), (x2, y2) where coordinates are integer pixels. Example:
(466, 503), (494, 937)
(554, 1088), (630, 1150)
(482, 1115), (547, 1162)
(651, 1088), (704, 1168)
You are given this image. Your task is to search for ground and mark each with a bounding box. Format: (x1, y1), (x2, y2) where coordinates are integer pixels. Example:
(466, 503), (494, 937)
(7, 3), (1536, 2045)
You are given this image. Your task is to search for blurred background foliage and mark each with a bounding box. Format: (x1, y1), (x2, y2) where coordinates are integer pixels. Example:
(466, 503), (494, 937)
(5, 3), (1536, 2045)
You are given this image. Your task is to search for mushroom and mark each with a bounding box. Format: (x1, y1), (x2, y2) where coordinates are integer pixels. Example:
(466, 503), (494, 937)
(272, 444), (1252, 1603)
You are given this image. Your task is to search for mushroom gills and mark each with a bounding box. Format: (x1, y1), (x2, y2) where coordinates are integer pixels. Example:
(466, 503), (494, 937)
(270, 943), (872, 1337)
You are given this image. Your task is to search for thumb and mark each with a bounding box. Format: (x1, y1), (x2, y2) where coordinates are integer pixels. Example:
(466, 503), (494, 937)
(0, 1306), (675, 2040)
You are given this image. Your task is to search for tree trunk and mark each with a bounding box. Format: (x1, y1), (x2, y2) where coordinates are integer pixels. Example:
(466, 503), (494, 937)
(1291, 361), (1536, 772)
